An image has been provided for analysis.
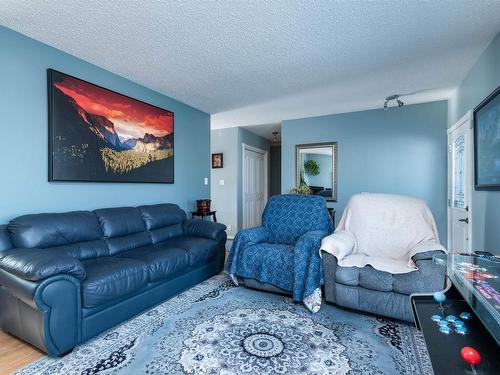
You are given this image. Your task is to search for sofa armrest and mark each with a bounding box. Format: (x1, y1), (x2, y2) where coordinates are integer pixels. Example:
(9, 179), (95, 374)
(0, 248), (86, 282)
(411, 250), (446, 262)
(183, 219), (227, 241)
(320, 230), (355, 261)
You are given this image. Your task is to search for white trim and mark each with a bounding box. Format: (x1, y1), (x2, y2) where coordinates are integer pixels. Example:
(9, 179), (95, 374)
(242, 143), (269, 229)
(447, 110), (473, 253)
(447, 110), (472, 134)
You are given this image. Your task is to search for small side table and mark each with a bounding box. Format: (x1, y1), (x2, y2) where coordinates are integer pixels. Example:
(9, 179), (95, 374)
(191, 210), (217, 222)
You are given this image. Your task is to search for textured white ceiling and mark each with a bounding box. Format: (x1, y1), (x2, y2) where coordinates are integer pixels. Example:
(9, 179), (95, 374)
(1, 1), (500, 127)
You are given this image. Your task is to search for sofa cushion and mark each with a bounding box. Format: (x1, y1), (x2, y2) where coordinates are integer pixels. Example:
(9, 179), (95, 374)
(335, 260), (445, 296)
(138, 204), (186, 230)
(0, 247), (86, 281)
(359, 266), (393, 292)
(115, 245), (189, 282)
(139, 204), (186, 245)
(148, 225), (184, 245)
(335, 266), (360, 286)
(81, 257), (148, 308)
(105, 232), (153, 256)
(8, 211), (101, 249)
(45, 240), (109, 260)
(94, 207), (152, 255)
(94, 207), (146, 238)
(160, 237), (218, 267)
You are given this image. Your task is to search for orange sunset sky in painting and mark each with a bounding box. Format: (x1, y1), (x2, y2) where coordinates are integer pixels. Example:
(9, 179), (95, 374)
(54, 76), (173, 140)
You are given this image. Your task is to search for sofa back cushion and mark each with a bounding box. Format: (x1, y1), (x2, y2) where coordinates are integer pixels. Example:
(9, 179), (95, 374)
(9, 211), (102, 248)
(262, 194), (333, 245)
(7, 211), (108, 260)
(94, 207), (152, 255)
(139, 204), (186, 245)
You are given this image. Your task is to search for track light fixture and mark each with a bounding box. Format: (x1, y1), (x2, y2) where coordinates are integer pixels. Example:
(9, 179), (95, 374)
(384, 94), (404, 110)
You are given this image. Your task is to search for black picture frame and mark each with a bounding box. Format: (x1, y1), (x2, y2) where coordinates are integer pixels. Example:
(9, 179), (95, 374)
(48, 69), (174, 183)
(473, 84), (500, 190)
(212, 153), (223, 168)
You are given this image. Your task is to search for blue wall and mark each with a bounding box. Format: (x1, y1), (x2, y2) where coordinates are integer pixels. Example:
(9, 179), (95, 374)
(282, 101), (449, 242)
(211, 128), (239, 237)
(449, 30), (500, 253)
(0, 26), (210, 223)
(211, 127), (269, 237)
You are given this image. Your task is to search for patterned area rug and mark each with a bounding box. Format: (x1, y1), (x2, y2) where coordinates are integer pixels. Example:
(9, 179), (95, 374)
(15, 274), (433, 375)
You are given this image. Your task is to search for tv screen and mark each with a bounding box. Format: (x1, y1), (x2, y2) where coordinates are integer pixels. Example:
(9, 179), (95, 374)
(474, 85), (500, 190)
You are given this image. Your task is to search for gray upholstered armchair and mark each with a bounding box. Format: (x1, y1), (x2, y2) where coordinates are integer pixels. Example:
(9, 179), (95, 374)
(320, 193), (447, 322)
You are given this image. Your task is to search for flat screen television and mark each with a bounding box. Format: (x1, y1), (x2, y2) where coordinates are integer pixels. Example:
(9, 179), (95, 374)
(474, 85), (500, 190)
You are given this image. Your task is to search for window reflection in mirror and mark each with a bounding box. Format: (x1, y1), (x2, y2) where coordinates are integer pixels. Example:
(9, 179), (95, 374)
(295, 143), (337, 201)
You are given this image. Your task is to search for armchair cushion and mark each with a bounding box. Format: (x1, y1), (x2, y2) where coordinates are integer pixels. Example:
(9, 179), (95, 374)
(237, 243), (294, 291)
(0, 248), (86, 281)
(226, 226), (270, 267)
(183, 219), (227, 241)
(333, 256), (446, 295)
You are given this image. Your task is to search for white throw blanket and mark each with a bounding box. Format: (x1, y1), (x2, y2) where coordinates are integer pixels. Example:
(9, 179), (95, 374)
(320, 193), (446, 274)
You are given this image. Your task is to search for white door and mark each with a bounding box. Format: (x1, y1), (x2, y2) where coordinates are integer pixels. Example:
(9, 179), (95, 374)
(243, 145), (268, 228)
(447, 111), (473, 254)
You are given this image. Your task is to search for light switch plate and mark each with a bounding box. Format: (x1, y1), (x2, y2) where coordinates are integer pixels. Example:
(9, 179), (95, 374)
(219, 179), (225, 186)
(204, 177), (208, 185)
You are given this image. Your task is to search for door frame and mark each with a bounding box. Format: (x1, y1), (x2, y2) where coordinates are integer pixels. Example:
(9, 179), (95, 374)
(242, 143), (269, 229)
(447, 110), (473, 253)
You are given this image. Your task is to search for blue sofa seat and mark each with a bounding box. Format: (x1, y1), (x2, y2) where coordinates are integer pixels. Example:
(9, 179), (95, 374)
(115, 245), (189, 283)
(81, 257), (149, 308)
(161, 237), (219, 267)
(0, 203), (226, 356)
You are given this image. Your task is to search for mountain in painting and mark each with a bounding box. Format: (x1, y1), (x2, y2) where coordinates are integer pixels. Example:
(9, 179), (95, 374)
(50, 87), (173, 182)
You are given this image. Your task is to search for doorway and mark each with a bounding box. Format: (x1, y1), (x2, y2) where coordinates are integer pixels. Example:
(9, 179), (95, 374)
(242, 144), (268, 228)
(447, 111), (473, 254)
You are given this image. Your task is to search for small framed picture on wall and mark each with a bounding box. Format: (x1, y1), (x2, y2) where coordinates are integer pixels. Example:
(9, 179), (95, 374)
(212, 153), (223, 168)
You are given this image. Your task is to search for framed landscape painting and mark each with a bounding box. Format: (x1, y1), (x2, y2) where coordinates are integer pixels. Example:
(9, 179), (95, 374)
(48, 69), (174, 183)
(474, 84), (500, 190)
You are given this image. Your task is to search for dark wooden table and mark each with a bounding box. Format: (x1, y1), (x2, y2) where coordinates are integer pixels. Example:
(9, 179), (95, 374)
(191, 210), (217, 222)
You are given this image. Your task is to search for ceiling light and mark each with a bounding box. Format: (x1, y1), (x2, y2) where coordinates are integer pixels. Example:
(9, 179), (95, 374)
(383, 94), (404, 110)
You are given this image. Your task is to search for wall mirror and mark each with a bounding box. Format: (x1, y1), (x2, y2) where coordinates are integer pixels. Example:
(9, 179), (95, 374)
(295, 142), (337, 201)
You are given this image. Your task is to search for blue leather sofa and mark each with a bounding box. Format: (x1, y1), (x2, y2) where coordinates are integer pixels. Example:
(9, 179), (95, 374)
(0, 204), (226, 356)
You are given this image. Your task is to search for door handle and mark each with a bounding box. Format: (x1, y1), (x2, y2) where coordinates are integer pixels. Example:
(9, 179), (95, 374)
(458, 218), (469, 224)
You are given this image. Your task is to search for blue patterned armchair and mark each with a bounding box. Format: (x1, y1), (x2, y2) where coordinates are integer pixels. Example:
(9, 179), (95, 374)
(226, 194), (333, 310)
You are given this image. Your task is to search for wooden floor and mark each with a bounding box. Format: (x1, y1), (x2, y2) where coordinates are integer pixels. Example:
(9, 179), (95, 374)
(0, 330), (43, 375)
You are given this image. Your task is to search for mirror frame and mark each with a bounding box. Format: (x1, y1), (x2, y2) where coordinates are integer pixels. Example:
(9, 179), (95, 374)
(295, 142), (338, 202)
